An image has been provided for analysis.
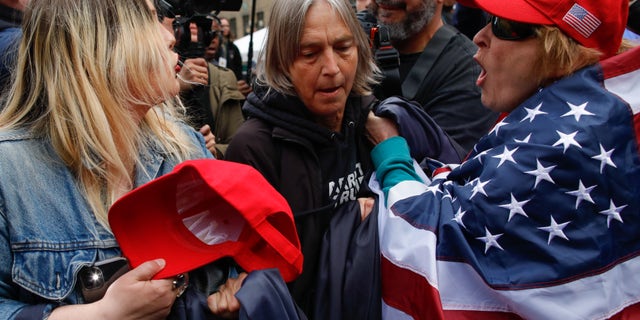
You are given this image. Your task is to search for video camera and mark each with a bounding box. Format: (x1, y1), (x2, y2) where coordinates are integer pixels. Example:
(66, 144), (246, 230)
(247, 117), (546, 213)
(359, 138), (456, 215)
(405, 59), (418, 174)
(156, 0), (242, 58)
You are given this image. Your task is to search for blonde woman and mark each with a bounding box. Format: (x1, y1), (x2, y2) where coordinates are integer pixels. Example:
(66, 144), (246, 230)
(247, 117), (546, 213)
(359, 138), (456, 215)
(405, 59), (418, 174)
(0, 0), (218, 318)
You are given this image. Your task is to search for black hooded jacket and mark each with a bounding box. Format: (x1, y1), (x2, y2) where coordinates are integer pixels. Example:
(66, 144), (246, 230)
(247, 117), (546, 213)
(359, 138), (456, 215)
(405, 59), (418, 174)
(225, 86), (375, 317)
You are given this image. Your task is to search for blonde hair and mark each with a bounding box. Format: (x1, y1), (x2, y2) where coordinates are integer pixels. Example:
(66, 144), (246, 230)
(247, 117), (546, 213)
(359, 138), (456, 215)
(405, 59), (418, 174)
(534, 26), (602, 84)
(256, 0), (381, 96)
(0, 0), (197, 226)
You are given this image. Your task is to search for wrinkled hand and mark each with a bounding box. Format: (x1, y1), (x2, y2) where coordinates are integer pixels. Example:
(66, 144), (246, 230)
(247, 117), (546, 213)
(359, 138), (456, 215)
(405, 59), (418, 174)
(236, 80), (252, 97)
(207, 272), (248, 319)
(365, 111), (399, 145)
(179, 58), (209, 91)
(199, 125), (217, 158)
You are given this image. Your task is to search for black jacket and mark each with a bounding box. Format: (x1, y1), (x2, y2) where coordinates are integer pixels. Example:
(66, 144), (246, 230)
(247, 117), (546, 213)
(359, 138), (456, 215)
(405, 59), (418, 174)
(225, 86), (375, 318)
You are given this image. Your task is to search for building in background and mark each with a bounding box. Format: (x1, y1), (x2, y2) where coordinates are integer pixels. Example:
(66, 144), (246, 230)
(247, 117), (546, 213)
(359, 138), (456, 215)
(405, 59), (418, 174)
(217, 0), (273, 41)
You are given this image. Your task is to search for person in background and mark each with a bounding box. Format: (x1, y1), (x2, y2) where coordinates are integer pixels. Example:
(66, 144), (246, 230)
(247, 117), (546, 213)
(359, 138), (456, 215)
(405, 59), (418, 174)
(0, 0), (250, 318)
(215, 17), (243, 81)
(0, 0), (27, 90)
(217, 17), (253, 98)
(366, 0), (498, 156)
(225, 0), (381, 317)
(164, 15), (246, 159)
(355, 0), (372, 11)
(366, 0), (640, 318)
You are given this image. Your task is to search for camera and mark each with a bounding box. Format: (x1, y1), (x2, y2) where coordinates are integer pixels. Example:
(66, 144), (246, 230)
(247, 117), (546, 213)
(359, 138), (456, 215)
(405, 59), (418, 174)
(156, 0), (242, 58)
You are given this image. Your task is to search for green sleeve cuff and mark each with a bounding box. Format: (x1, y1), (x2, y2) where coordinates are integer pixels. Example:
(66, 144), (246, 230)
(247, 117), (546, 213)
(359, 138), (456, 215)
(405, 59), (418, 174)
(371, 136), (422, 198)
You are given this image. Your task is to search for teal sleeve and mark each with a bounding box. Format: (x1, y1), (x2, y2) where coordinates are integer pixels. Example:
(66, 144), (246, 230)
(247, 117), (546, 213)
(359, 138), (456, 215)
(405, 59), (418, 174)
(371, 136), (423, 198)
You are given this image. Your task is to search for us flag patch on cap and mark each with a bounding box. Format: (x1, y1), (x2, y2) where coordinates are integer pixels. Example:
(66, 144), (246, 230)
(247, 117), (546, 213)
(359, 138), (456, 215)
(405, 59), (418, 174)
(562, 3), (601, 38)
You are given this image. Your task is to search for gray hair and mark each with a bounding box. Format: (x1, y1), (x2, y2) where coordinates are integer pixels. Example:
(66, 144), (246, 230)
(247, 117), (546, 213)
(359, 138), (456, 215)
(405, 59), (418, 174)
(256, 0), (381, 96)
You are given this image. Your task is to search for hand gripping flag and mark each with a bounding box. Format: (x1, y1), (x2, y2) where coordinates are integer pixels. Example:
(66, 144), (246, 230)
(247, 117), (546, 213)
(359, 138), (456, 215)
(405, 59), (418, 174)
(372, 46), (640, 320)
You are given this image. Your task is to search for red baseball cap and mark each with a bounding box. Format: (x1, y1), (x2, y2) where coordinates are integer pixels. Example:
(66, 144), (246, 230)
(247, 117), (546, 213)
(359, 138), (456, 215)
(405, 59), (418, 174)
(108, 159), (303, 281)
(458, 0), (628, 58)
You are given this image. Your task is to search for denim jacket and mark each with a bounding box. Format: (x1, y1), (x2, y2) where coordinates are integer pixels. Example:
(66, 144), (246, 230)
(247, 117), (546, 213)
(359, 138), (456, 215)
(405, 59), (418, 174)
(0, 125), (212, 319)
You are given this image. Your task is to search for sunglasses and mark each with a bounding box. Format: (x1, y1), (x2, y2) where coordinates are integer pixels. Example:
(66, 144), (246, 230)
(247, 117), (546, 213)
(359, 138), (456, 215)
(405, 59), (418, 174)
(489, 15), (537, 41)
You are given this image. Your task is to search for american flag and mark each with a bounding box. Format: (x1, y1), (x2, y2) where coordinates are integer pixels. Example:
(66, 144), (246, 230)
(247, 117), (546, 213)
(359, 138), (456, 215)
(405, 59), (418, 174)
(371, 46), (640, 319)
(562, 3), (601, 38)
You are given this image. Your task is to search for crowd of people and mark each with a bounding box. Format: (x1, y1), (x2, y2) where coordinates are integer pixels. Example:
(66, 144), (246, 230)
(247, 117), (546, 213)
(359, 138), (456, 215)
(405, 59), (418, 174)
(0, 0), (639, 319)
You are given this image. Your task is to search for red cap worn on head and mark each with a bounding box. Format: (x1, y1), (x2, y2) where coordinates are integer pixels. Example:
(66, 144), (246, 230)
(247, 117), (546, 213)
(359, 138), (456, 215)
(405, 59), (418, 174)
(460, 0), (628, 58)
(108, 159), (303, 281)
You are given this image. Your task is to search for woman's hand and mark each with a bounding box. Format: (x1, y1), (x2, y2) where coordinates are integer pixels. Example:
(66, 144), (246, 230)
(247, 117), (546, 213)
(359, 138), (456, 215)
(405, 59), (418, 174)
(365, 111), (399, 145)
(237, 80), (253, 97)
(207, 272), (248, 319)
(49, 259), (179, 320)
(178, 58), (209, 91)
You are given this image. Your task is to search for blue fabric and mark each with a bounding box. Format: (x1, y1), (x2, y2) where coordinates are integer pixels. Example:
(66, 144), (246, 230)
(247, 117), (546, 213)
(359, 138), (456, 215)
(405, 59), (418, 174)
(373, 96), (465, 164)
(168, 285), (218, 320)
(313, 199), (381, 320)
(236, 269), (305, 320)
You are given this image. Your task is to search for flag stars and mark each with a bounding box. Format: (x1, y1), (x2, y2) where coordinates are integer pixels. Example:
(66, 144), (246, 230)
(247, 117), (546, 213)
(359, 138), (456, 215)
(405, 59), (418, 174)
(499, 193), (530, 222)
(452, 207), (467, 229)
(426, 184), (442, 196)
(599, 200), (627, 228)
(473, 149), (490, 164)
(525, 160), (557, 188)
(514, 133), (532, 144)
(492, 146), (519, 168)
(592, 144), (617, 173)
(553, 130), (582, 153)
(538, 216), (571, 244)
(476, 227), (504, 254)
(521, 103), (547, 122)
(470, 178), (490, 199)
(566, 180), (596, 209)
(490, 121), (509, 136)
(562, 101), (594, 122)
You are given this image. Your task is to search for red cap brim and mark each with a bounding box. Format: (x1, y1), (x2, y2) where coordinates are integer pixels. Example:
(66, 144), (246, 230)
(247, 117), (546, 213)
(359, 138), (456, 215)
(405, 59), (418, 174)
(109, 159), (303, 281)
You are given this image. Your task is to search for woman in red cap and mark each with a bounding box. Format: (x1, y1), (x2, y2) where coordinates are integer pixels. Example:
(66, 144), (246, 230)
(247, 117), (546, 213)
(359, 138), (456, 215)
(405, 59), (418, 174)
(365, 0), (640, 318)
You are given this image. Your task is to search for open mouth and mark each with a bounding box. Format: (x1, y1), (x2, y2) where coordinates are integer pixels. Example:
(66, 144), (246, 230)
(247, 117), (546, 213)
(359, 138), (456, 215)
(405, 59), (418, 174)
(476, 68), (487, 87)
(319, 86), (340, 94)
(473, 56), (486, 87)
(174, 61), (182, 78)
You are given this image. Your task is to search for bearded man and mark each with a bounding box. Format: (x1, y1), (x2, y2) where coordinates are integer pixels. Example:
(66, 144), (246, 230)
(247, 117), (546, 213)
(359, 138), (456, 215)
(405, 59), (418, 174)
(367, 0), (498, 155)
